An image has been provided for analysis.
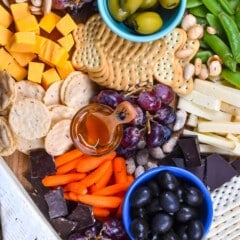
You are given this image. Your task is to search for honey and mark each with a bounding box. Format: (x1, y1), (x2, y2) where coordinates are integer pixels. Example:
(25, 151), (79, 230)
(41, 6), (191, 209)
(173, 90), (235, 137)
(70, 103), (123, 156)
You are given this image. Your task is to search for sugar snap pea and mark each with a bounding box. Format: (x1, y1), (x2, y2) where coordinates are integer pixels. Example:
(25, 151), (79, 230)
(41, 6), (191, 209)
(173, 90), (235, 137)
(202, 0), (225, 16)
(235, 11), (240, 29)
(203, 32), (237, 72)
(218, 12), (240, 63)
(219, 0), (235, 15)
(194, 50), (213, 63)
(221, 68), (240, 88)
(186, 0), (203, 9)
(229, 0), (240, 11)
(189, 5), (209, 18)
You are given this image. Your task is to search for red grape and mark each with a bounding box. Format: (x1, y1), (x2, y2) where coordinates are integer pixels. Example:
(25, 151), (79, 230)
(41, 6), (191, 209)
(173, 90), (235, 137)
(154, 105), (176, 125)
(137, 91), (161, 112)
(146, 122), (165, 148)
(154, 84), (174, 105)
(121, 126), (141, 148)
(95, 90), (124, 108)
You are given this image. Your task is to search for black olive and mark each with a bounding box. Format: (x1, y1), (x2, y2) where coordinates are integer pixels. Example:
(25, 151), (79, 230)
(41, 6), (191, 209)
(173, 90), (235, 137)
(148, 198), (163, 215)
(151, 212), (173, 234)
(148, 232), (159, 240)
(156, 171), (180, 191)
(162, 230), (180, 240)
(147, 179), (161, 197)
(175, 185), (186, 202)
(131, 207), (149, 220)
(187, 220), (204, 240)
(130, 218), (149, 240)
(175, 204), (198, 223)
(159, 191), (180, 214)
(183, 186), (203, 207)
(175, 224), (188, 240)
(131, 186), (152, 208)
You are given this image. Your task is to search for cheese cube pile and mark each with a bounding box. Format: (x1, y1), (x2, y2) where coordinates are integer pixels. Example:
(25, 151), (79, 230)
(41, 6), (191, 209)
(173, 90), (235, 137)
(0, 3), (76, 87)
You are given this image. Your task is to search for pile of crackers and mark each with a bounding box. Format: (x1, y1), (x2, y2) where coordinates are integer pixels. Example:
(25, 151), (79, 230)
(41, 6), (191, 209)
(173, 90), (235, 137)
(72, 14), (200, 95)
(0, 71), (97, 157)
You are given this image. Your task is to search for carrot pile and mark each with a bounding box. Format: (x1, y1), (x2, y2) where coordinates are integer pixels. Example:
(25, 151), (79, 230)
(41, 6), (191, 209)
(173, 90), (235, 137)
(42, 149), (134, 219)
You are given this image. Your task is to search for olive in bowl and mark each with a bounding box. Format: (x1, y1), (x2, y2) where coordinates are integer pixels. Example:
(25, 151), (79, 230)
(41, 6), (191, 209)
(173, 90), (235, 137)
(97, 0), (186, 42)
(122, 166), (213, 239)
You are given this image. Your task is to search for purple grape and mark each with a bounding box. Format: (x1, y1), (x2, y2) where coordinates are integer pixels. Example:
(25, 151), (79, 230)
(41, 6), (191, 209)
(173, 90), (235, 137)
(162, 126), (172, 142)
(52, 0), (69, 9)
(121, 126), (141, 148)
(116, 145), (137, 158)
(146, 122), (165, 148)
(154, 106), (176, 125)
(154, 84), (174, 105)
(129, 104), (146, 126)
(102, 218), (128, 239)
(137, 91), (161, 112)
(95, 90), (124, 108)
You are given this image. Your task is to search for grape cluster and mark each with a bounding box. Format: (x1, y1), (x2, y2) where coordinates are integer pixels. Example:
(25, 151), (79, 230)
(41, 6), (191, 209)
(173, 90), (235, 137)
(92, 84), (183, 175)
(68, 218), (128, 240)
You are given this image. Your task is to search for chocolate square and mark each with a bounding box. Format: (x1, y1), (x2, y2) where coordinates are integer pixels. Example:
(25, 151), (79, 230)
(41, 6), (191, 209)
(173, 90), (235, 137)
(44, 188), (68, 219)
(172, 157), (186, 169)
(30, 149), (56, 178)
(231, 159), (240, 174)
(178, 135), (201, 167)
(205, 154), (238, 191)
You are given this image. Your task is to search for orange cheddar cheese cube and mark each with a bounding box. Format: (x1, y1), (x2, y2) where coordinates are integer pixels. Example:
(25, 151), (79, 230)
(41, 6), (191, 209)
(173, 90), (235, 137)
(56, 13), (77, 36)
(15, 14), (40, 34)
(57, 34), (74, 52)
(42, 68), (61, 89)
(56, 60), (75, 79)
(0, 47), (13, 71)
(0, 5), (13, 28)
(9, 32), (36, 53)
(11, 52), (36, 67)
(5, 58), (27, 81)
(34, 35), (48, 54)
(10, 2), (30, 21)
(39, 12), (61, 33)
(0, 25), (13, 46)
(28, 62), (45, 83)
(51, 46), (69, 67)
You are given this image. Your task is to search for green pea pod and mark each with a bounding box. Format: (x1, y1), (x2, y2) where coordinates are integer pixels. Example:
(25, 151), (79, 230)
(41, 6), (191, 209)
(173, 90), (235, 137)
(189, 5), (209, 18)
(199, 40), (209, 49)
(235, 11), (240, 29)
(194, 50), (213, 63)
(221, 68), (240, 88)
(196, 17), (208, 26)
(186, 0), (203, 9)
(206, 13), (225, 37)
(202, 0), (225, 16)
(218, 12), (240, 63)
(229, 0), (240, 11)
(203, 32), (237, 72)
(219, 0), (235, 15)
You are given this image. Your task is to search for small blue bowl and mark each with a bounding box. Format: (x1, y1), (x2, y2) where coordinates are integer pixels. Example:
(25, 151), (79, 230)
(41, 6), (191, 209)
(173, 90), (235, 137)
(97, 0), (186, 42)
(122, 166), (213, 239)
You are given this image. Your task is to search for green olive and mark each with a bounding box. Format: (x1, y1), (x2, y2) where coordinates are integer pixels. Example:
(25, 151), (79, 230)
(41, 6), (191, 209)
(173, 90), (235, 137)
(125, 11), (163, 35)
(159, 0), (180, 9)
(108, 0), (129, 22)
(140, 0), (158, 9)
(120, 0), (144, 14)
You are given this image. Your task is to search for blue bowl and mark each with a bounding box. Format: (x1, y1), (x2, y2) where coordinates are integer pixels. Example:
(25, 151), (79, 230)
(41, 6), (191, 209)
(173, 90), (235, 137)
(122, 166), (213, 239)
(97, 0), (186, 42)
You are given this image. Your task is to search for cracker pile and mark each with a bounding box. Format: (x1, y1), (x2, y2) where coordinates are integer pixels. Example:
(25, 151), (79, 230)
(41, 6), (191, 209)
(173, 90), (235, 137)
(0, 70), (97, 157)
(72, 14), (200, 94)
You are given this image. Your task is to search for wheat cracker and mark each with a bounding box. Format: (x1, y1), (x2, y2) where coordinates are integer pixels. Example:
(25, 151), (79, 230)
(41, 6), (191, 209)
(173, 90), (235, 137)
(43, 80), (63, 106)
(9, 98), (51, 140)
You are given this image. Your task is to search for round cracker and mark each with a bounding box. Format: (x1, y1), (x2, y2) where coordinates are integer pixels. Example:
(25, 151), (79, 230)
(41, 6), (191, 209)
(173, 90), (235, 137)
(48, 104), (77, 126)
(16, 135), (44, 155)
(43, 80), (63, 106)
(9, 98), (51, 140)
(15, 80), (45, 102)
(0, 70), (16, 111)
(0, 117), (16, 156)
(44, 119), (73, 156)
(62, 71), (96, 109)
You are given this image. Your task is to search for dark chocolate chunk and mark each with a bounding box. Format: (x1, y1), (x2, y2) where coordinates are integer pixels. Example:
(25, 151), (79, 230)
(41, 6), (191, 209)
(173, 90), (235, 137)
(29, 191), (50, 219)
(205, 154), (238, 191)
(29, 149), (56, 178)
(172, 158), (186, 169)
(178, 135), (201, 167)
(51, 217), (78, 239)
(67, 203), (95, 231)
(188, 165), (205, 182)
(231, 159), (240, 174)
(44, 188), (68, 219)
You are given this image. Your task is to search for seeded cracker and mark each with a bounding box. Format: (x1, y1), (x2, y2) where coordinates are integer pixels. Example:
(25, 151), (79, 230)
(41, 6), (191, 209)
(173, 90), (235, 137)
(43, 80), (63, 106)
(9, 98), (51, 140)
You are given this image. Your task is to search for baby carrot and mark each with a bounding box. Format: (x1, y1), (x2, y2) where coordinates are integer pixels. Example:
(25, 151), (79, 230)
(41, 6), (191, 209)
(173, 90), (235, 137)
(77, 194), (122, 208)
(93, 207), (111, 218)
(42, 173), (87, 187)
(76, 151), (116, 172)
(54, 148), (83, 168)
(92, 183), (131, 196)
(78, 160), (112, 187)
(56, 158), (80, 174)
(127, 174), (135, 184)
(89, 160), (113, 193)
(63, 182), (88, 195)
(64, 191), (79, 201)
(113, 157), (128, 184)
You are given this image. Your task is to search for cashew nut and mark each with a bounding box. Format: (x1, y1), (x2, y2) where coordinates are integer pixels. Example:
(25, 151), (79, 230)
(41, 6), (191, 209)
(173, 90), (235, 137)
(181, 14), (197, 31)
(162, 134), (179, 153)
(31, 0), (42, 7)
(149, 147), (165, 160)
(173, 109), (187, 131)
(134, 165), (145, 178)
(125, 157), (136, 175)
(194, 58), (202, 76)
(187, 24), (204, 40)
(207, 26), (217, 35)
(197, 63), (209, 80)
(175, 49), (194, 59)
(184, 63), (195, 80)
(208, 60), (222, 77)
(136, 149), (149, 165)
